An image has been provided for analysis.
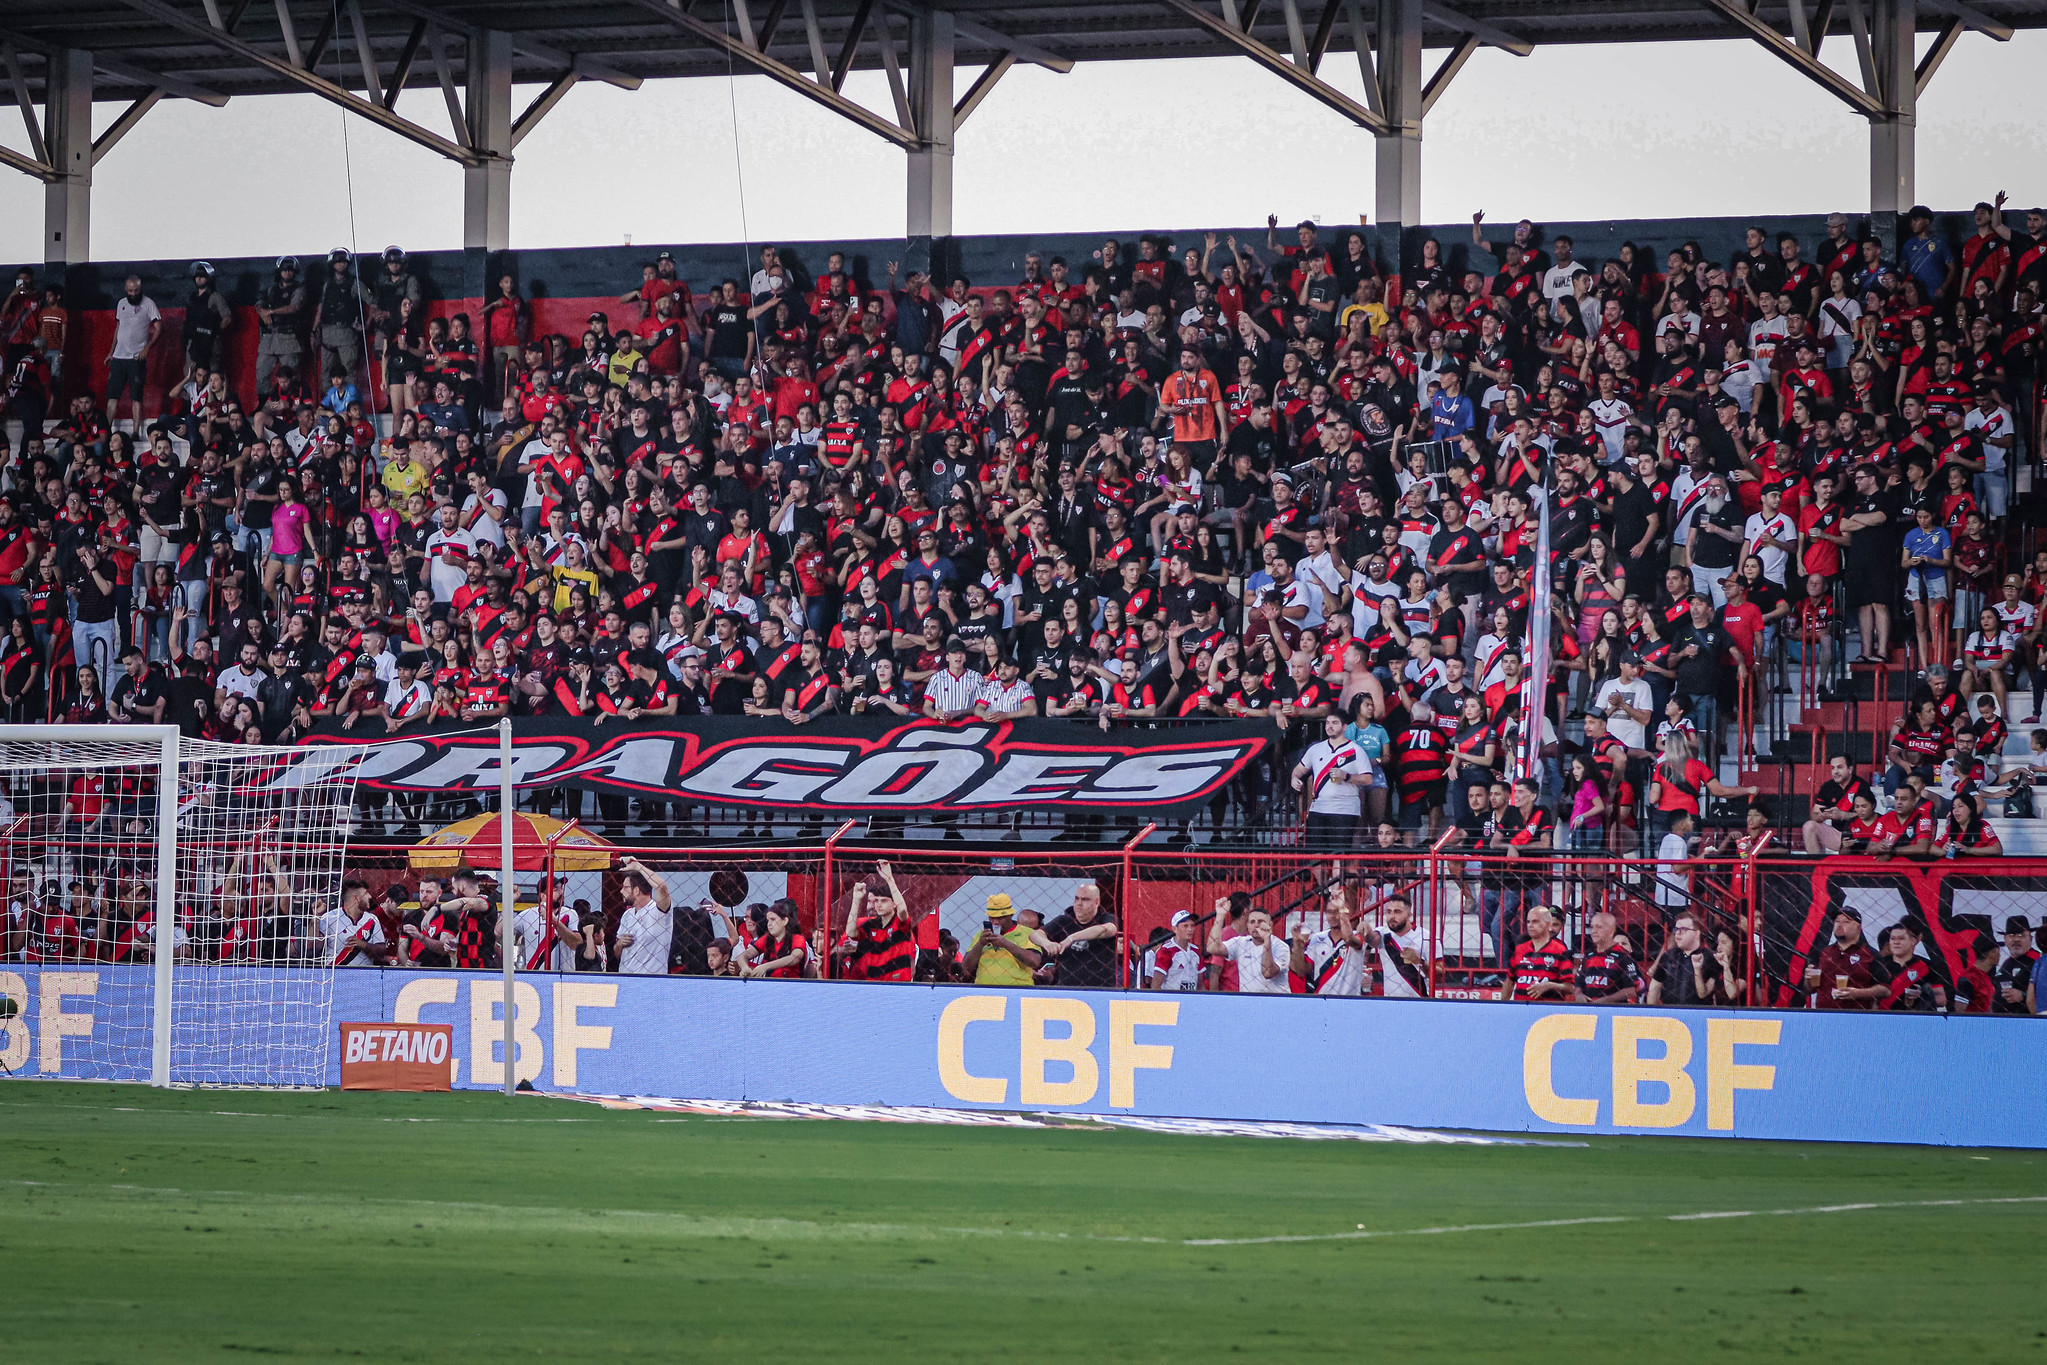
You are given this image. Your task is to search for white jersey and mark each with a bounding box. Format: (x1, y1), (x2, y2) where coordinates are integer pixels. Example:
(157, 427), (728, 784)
(1667, 469), (1713, 546)
(1473, 632), (1516, 690)
(1587, 398), (1632, 464)
(616, 903), (672, 975)
(1146, 939), (1205, 991)
(1299, 738), (1373, 816)
(1965, 405), (2014, 472)
(384, 677), (432, 720)
(319, 906), (386, 966)
(424, 528), (478, 602)
(512, 904), (577, 972)
(1221, 933), (1290, 993)
(1376, 924), (1429, 998)
(1303, 929), (1367, 996)
(1993, 599), (2037, 635)
(1741, 511), (1796, 585)
(1747, 315), (1789, 379)
(1349, 572), (1400, 615)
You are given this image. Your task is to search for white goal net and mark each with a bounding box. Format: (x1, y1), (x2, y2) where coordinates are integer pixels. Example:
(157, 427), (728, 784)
(0, 727), (364, 1087)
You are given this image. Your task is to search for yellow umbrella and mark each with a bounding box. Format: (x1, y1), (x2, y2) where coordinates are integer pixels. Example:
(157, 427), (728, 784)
(407, 812), (617, 873)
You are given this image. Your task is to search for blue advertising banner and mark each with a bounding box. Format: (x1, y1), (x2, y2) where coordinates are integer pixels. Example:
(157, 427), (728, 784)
(4, 966), (2044, 1148)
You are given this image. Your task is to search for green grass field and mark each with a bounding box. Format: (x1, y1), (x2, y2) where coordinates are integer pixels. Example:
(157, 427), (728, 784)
(4, 1085), (2043, 1361)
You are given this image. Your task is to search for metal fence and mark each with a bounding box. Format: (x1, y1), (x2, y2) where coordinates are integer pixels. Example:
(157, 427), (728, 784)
(330, 833), (2047, 1013)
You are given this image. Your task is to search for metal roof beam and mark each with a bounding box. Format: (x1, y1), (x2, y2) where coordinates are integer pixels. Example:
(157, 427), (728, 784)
(91, 52), (231, 103)
(1161, 0), (1388, 130)
(1422, 3), (1532, 54)
(1306, 0), (1342, 73)
(91, 87), (163, 162)
(374, 0), (645, 88)
(1421, 30), (1478, 112)
(0, 142), (58, 183)
(1918, 0), (2012, 37)
(950, 47), (1012, 126)
(1697, 0), (1885, 115)
(2, 43), (49, 166)
(944, 11), (1075, 72)
(304, 4), (339, 72)
(833, 0), (877, 89)
(509, 66), (574, 145)
(1914, 12), (1962, 90)
(109, 0), (491, 163)
(613, 0), (918, 147)
(383, 16), (426, 107)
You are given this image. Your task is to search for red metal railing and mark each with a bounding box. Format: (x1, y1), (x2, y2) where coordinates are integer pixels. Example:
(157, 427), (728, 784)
(316, 838), (2047, 1012)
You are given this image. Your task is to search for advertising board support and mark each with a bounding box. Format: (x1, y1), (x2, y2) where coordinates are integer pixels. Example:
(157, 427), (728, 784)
(820, 820), (857, 981)
(1117, 823), (1156, 985)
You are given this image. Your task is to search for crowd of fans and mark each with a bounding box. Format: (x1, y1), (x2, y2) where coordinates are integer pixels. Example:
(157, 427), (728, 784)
(0, 200), (2042, 861)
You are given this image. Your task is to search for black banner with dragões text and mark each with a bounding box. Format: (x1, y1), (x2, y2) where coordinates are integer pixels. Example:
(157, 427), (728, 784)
(300, 718), (1273, 816)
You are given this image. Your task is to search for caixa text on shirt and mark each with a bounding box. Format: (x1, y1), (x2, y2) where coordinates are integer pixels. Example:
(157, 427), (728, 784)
(296, 718), (1272, 816)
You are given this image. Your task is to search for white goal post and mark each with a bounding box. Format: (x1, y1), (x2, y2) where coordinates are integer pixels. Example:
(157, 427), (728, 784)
(0, 725), (365, 1088)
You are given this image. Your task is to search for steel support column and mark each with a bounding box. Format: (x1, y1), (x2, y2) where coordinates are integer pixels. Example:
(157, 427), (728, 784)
(1869, 0), (1915, 214)
(1374, 0), (1422, 243)
(44, 48), (91, 271)
(906, 10), (955, 278)
(464, 28), (512, 308)
(464, 29), (513, 255)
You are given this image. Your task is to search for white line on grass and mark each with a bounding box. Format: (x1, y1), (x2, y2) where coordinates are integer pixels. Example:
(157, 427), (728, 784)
(6, 1181), (2045, 1249)
(1185, 1195), (2047, 1246)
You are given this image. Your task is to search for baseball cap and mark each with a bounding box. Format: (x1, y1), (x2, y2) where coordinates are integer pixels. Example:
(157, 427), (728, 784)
(986, 893), (1015, 918)
(1171, 910), (1195, 927)
(1834, 906), (1862, 922)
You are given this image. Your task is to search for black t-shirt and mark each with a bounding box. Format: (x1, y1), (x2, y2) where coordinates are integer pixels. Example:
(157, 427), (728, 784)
(1993, 952), (2037, 1015)
(1744, 577), (1786, 619)
(1673, 619), (1734, 695)
(1610, 478), (1656, 557)
(72, 560), (117, 623)
(706, 304), (750, 359)
(1650, 946), (1721, 1005)
(1690, 500), (1744, 570)
(1163, 578), (1222, 626)
(1226, 420), (1281, 472)
(109, 668), (168, 720)
(1846, 487), (1907, 569)
(1812, 775), (1869, 816)
(1428, 525), (1487, 597)
(1041, 912), (1119, 988)
(1026, 640), (1079, 700)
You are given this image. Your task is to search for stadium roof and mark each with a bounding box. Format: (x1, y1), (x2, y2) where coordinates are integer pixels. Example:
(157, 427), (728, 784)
(0, 0), (2030, 264)
(1, 0), (2038, 96)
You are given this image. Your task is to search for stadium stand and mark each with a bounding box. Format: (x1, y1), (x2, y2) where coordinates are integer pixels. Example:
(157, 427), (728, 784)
(3, 208), (2045, 1012)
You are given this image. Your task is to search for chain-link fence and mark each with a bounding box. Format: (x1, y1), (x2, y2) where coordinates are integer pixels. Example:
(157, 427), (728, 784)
(324, 836), (2047, 1013)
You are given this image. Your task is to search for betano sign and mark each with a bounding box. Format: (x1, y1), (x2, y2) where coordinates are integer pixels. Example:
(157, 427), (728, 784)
(4, 968), (2043, 1148)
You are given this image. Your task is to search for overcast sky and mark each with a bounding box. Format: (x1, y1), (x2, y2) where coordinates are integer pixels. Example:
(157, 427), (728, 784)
(1, 31), (2042, 264)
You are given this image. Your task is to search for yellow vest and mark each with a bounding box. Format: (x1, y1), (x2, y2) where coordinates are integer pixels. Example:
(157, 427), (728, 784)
(973, 925), (1037, 986)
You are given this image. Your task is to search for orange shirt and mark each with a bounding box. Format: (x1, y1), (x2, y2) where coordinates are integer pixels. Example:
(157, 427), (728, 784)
(1160, 368), (1222, 444)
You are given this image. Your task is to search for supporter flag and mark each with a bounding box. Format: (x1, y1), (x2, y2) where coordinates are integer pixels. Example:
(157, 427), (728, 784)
(1518, 483), (1551, 782)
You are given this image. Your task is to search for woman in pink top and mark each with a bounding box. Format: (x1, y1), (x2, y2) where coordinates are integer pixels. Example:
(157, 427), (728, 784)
(264, 477), (316, 615)
(363, 484), (402, 551)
